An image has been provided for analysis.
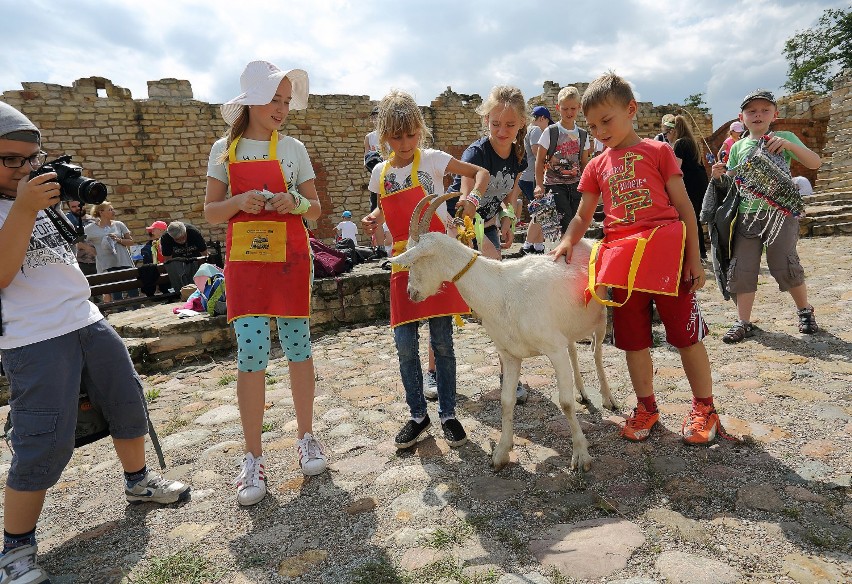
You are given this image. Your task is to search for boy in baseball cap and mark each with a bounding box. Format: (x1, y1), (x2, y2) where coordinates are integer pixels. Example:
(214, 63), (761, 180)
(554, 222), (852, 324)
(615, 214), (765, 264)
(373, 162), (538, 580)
(0, 102), (189, 583)
(710, 89), (822, 343)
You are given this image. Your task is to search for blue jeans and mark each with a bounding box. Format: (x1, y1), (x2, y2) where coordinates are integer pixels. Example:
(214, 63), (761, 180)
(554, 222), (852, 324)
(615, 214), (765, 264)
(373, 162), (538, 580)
(393, 316), (456, 419)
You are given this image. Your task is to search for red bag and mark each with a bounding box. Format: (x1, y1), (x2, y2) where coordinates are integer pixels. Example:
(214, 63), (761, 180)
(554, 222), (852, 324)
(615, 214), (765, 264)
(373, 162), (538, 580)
(309, 237), (351, 278)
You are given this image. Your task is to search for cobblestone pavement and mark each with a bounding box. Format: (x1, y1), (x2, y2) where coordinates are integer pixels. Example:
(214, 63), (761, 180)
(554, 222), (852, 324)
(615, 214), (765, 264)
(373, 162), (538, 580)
(1, 236), (851, 584)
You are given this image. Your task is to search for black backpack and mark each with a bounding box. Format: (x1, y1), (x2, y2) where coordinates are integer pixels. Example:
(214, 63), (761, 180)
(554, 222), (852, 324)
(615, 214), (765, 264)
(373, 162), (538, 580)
(2, 383), (167, 469)
(545, 124), (588, 161)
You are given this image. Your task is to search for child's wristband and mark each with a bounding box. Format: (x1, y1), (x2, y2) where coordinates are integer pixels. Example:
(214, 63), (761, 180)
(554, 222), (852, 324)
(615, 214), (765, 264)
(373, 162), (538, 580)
(291, 192), (311, 215)
(499, 204), (516, 221)
(465, 189), (482, 209)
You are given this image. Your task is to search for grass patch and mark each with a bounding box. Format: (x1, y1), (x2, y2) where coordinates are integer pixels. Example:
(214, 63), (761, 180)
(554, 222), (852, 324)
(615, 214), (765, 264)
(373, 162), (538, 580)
(217, 373), (237, 386)
(145, 388), (161, 402)
(261, 421), (275, 433)
(422, 520), (474, 550)
(492, 527), (528, 555)
(265, 371), (280, 384)
(546, 566), (570, 584)
(350, 559), (408, 584)
(134, 547), (224, 584)
(411, 557), (498, 584)
(159, 416), (189, 437)
(782, 506), (802, 520)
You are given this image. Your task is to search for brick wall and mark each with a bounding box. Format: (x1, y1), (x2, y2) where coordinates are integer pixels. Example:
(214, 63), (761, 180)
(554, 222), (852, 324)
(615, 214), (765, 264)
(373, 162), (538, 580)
(817, 70), (852, 192)
(2, 76), (718, 248)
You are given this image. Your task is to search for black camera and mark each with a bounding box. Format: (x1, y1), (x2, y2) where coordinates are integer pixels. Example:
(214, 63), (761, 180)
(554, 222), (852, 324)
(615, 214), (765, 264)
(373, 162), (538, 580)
(29, 155), (107, 205)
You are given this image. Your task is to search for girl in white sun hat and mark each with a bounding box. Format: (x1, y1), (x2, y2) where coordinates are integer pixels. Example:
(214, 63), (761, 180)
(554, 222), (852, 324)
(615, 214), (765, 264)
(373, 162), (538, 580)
(204, 60), (326, 506)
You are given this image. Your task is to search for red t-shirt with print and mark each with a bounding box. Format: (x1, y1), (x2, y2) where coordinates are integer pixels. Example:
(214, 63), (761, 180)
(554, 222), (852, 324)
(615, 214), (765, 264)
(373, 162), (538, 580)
(578, 139), (683, 239)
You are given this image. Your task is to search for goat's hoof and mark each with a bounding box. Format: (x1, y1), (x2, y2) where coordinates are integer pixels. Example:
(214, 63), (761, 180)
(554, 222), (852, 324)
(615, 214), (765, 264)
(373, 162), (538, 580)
(492, 448), (510, 471)
(571, 451), (593, 472)
(603, 398), (619, 411)
(574, 393), (588, 404)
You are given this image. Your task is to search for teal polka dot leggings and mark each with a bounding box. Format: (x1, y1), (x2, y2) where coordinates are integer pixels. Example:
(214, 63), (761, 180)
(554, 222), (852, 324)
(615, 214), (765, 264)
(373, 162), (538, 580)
(233, 316), (312, 372)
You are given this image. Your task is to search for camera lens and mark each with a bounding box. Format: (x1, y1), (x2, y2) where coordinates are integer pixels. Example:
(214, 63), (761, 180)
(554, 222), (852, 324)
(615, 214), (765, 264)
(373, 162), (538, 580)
(74, 179), (108, 205)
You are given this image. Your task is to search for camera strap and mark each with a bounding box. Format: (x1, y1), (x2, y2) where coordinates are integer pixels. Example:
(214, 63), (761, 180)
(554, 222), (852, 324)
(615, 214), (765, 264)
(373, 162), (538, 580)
(44, 205), (83, 245)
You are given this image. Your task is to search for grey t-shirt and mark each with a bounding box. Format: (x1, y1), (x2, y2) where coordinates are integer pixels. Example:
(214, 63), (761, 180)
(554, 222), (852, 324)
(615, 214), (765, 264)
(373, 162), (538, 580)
(84, 220), (133, 272)
(520, 125), (543, 182)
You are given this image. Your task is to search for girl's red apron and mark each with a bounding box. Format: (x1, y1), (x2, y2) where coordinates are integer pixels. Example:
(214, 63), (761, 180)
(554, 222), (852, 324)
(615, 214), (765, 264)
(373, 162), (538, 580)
(379, 150), (468, 327)
(586, 220), (686, 306)
(224, 132), (312, 322)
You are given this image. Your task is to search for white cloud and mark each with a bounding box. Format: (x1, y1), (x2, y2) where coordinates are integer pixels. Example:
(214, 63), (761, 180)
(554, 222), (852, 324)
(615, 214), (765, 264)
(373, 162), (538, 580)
(1, 0), (846, 127)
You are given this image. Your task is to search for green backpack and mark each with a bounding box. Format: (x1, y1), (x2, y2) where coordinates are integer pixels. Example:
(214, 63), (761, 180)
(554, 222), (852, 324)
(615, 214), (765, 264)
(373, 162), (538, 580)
(201, 273), (227, 317)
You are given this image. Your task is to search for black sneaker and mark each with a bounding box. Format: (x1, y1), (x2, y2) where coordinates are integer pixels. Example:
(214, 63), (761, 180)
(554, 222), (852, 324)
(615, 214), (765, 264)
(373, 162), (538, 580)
(395, 415), (431, 449)
(797, 306), (818, 334)
(441, 418), (468, 447)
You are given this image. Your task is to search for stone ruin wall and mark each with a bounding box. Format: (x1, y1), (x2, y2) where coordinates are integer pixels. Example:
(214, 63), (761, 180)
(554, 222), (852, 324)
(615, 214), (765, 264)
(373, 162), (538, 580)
(3, 73), (848, 246)
(812, 70), (852, 193)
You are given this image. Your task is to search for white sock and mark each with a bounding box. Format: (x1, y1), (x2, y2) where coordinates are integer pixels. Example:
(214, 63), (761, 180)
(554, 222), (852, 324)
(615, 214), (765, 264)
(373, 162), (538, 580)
(412, 415), (426, 424)
(522, 242), (533, 249)
(439, 415), (455, 424)
(533, 243), (545, 251)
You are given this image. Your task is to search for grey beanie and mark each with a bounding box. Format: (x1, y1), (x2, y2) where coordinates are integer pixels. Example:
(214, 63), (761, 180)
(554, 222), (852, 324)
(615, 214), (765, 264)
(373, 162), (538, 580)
(0, 101), (40, 143)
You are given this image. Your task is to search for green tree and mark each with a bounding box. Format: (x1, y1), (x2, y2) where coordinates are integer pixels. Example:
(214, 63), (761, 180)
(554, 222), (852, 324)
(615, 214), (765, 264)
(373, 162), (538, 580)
(683, 92), (709, 115)
(783, 7), (852, 94)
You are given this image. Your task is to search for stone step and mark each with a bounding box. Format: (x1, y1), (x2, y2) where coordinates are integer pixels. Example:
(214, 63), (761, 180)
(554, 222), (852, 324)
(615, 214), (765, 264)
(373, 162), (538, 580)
(802, 221), (852, 237)
(803, 191), (852, 205)
(803, 204), (852, 218)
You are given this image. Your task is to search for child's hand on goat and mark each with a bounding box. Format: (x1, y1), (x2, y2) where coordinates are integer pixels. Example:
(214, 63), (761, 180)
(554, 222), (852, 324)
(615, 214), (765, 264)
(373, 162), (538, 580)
(550, 240), (574, 263)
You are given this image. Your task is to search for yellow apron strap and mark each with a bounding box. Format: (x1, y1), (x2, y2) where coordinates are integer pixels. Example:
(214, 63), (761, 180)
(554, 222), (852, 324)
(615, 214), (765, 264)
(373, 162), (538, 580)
(586, 227), (659, 307)
(226, 132), (289, 191)
(379, 149), (421, 198)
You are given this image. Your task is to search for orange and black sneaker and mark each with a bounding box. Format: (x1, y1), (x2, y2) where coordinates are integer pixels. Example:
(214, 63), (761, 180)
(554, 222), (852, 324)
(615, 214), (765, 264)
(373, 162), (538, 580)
(681, 402), (720, 445)
(620, 403), (659, 442)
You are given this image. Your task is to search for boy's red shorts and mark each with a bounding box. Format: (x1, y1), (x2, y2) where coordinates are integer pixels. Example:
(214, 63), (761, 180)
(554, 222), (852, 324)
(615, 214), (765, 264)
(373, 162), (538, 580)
(611, 286), (708, 351)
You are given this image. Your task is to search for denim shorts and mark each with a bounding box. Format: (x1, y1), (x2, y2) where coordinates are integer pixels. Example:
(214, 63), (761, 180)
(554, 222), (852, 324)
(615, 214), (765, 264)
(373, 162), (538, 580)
(518, 179), (535, 202)
(2, 319), (148, 491)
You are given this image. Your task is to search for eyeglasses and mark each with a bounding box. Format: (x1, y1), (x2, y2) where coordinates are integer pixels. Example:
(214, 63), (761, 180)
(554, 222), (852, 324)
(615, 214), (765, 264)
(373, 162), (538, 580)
(0, 151), (47, 169)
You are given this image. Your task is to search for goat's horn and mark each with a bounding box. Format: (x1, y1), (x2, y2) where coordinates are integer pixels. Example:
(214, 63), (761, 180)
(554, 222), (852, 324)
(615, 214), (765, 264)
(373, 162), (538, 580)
(408, 196), (433, 244)
(418, 192), (458, 235)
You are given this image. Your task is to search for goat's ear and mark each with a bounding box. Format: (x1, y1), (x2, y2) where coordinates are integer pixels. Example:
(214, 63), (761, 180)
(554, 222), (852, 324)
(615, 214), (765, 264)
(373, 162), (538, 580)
(390, 247), (416, 267)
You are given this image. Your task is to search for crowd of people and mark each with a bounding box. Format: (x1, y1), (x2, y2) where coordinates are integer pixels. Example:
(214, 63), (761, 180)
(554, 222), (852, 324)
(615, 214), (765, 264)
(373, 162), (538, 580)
(0, 59), (823, 582)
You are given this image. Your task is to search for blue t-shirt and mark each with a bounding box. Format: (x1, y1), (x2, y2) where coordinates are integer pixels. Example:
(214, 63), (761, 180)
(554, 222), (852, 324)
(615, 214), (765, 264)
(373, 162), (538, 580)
(448, 137), (526, 222)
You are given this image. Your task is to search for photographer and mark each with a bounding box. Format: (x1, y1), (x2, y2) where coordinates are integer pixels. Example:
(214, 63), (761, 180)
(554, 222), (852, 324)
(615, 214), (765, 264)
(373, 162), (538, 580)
(0, 102), (189, 582)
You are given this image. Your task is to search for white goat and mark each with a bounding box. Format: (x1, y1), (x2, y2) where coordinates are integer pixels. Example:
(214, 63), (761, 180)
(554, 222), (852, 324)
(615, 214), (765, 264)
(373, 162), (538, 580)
(392, 194), (616, 471)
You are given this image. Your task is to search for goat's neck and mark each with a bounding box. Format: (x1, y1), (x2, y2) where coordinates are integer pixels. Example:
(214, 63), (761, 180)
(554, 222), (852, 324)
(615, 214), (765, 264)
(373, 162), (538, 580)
(449, 248), (503, 316)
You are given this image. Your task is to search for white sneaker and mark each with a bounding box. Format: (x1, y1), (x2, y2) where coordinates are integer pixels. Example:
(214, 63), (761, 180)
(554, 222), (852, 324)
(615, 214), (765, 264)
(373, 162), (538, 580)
(0, 544), (49, 584)
(125, 471), (191, 504)
(423, 370), (438, 400)
(234, 452), (267, 506)
(297, 433), (327, 476)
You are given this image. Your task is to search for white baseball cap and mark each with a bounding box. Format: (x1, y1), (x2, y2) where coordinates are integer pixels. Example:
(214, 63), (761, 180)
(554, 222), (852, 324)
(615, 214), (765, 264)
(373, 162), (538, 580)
(220, 61), (309, 126)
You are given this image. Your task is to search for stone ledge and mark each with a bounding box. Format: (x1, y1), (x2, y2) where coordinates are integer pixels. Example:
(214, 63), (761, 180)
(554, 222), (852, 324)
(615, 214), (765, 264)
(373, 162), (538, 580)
(107, 263), (392, 373)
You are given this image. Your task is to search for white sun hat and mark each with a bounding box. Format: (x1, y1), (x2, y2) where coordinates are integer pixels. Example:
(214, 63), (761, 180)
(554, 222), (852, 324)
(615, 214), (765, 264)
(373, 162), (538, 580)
(220, 60), (309, 126)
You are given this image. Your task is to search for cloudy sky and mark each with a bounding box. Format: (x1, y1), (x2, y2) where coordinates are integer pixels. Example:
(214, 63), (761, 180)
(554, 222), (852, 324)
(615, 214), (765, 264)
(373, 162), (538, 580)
(2, 0), (844, 127)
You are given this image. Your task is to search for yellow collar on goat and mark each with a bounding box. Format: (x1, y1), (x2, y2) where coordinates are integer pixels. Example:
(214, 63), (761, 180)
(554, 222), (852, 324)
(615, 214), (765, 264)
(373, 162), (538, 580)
(451, 252), (480, 283)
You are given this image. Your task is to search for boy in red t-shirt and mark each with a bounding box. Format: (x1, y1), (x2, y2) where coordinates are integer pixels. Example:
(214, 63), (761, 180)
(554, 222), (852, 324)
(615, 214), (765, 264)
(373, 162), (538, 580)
(552, 72), (718, 445)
